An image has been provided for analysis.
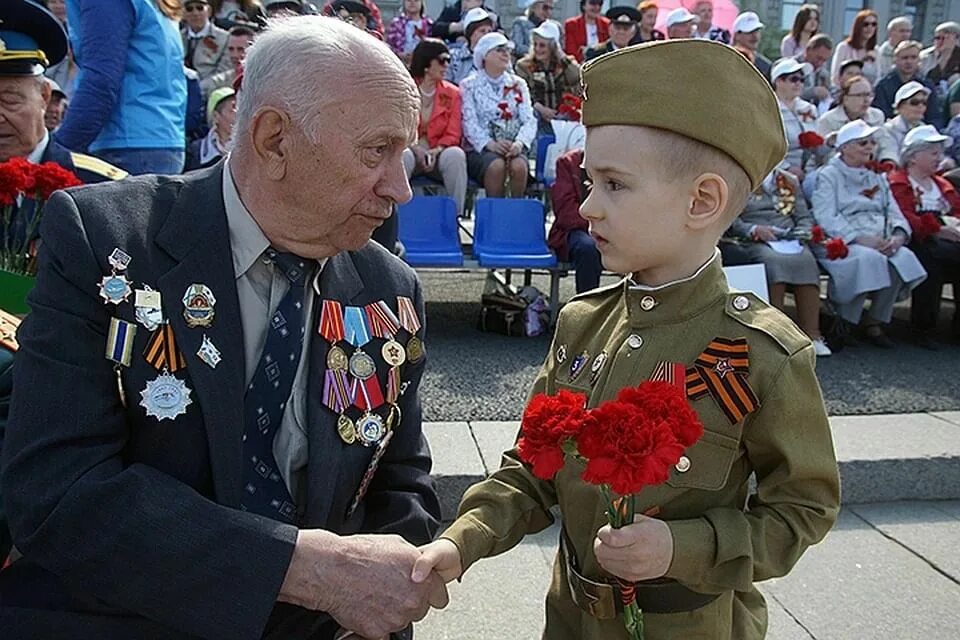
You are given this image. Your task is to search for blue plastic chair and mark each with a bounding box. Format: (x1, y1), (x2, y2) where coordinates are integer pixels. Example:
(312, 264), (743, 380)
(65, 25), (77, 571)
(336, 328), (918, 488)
(473, 198), (557, 268)
(396, 196), (464, 267)
(534, 134), (556, 187)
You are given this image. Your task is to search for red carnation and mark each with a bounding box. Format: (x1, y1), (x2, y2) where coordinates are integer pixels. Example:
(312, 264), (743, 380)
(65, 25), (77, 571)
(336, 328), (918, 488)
(825, 237), (849, 260)
(497, 101), (508, 110)
(32, 162), (82, 200)
(517, 390), (590, 480)
(798, 131), (824, 149)
(0, 157), (36, 206)
(811, 225), (825, 244)
(616, 381), (703, 448)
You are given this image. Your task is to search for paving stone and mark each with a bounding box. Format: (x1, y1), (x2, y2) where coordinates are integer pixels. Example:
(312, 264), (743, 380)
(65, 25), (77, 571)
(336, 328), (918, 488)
(469, 421), (520, 474)
(423, 422), (483, 521)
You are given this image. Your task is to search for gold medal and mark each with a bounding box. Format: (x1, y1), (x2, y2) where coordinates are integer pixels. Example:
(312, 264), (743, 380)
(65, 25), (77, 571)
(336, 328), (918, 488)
(326, 344), (349, 371)
(337, 414), (357, 445)
(406, 336), (424, 364)
(381, 339), (406, 367)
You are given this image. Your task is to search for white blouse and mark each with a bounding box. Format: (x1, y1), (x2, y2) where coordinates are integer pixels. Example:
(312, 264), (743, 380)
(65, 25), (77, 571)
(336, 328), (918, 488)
(460, 71), (537, 153)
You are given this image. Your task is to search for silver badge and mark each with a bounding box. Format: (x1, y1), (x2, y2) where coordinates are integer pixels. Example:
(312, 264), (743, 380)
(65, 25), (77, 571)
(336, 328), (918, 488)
(99, 274), (132, 305)
(348, 350), (377, 380)
(140, 371), (192, 421)
(356, 412), (386, 447)
(108, 247), (132, 271)
(197, 334), (222, 369)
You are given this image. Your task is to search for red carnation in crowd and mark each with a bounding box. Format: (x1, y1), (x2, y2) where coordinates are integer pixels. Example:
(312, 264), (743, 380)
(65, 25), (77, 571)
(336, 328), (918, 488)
(810, 224), (825, 244)
(825, 237), (849, 260)
(798, 131), (824, 149)
(0, 157), (36, 206)
(517, 389), (590, 480)
(32, 162), (83, 200)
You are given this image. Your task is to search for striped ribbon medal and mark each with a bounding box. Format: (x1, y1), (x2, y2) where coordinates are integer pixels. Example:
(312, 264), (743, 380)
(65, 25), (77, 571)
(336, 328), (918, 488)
(143, 323), (187, 373)
(685, 337), (759, 425)
(139, 323), (192, 421)
(396, 296), (424, 364)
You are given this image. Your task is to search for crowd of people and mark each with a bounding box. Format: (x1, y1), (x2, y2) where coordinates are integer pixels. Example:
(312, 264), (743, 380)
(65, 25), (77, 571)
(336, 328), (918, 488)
(10, 0), (960, 356)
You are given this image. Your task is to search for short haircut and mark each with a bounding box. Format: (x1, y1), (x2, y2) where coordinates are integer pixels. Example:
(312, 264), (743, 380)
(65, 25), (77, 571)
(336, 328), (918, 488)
(840, 74), (869, 96)
(886, 16), (912, 32)
(230, 25), (257, 37)
(643, 127), (752, 223)
(409, 38), (449, 80)
(894, 39), (922, 56)
(807, 33), (832, 50)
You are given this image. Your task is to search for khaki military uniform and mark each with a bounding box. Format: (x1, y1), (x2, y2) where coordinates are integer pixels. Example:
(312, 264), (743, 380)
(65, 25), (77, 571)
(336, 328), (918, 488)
(443, 255), (841, 639)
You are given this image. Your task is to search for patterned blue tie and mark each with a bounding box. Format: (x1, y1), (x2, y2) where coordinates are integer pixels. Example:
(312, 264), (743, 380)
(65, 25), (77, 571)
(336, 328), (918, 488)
(240, 249), (308, 523)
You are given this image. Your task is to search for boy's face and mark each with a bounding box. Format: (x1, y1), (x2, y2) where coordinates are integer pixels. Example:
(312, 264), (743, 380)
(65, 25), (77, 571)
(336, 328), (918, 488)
(581, 126), (694, 276)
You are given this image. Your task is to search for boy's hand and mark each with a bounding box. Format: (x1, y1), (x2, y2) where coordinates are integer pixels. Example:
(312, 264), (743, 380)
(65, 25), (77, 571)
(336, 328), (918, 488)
(411, 539), (464, 584)
(593, 515), (674, 583)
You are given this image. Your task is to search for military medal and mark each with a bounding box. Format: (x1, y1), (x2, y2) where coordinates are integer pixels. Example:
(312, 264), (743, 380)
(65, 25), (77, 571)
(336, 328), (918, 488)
(350, 375), (384, 412)
(385, 367), (401, 404)
(344, 305), (377, 380)
(355, 412), (386, 447)
(396, 296), (424, 364)
(326, 345), (349, 371)
(405, 336), (424, 364)
(337, 414), (357, 445)
(182, 284), (216, 328)
(105, 317), (137, 368)
(569, 350), (589, 381)
(134, 287), (163, 331)
(348, 350), (376, 379)
(197, 334), (221, 369)
(589, 351), (608, 386)
(345, 429), (395, 519)
(99, 249), (133, 305)
(319, 300), (353, 414)
(366, 301), (406, 367)
(143, 323), (187, 373)
(140, 370), (193, 421)
(108, 248), (132, 271)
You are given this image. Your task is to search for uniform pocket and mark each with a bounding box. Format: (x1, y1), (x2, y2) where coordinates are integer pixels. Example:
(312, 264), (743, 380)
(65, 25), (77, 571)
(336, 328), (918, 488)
(665, 429), (740, 491)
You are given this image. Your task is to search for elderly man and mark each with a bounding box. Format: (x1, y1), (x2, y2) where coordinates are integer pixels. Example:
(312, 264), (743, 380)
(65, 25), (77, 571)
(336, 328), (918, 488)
(874, 40), (939, 124)
(732, 11), (771, 80)
(0, 16), (446, 640)
(665, 7), (697, 40)
(584, 6), (638, 61)
(797, 33), (833, 111)
(921, 21), (960, 89)
(182, 0), (234, 99)
(877, 16), (913, 78)
(691, 0), (730, 43)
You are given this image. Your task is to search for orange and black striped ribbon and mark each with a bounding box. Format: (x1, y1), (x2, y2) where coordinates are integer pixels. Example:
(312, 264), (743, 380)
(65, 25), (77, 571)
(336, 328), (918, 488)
(650, 360), (687, 393)
(143, 323), (186, 373)
(685, 337), (758, 425)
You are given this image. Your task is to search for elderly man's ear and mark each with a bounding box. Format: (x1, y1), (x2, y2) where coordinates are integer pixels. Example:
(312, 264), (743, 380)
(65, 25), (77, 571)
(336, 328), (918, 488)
(250, 108), (292, 180)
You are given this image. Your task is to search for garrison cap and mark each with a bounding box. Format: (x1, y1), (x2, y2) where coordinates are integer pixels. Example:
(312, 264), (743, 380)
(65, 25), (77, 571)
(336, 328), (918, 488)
(580, 39), (787, 189)
(0, 0), (68, 76)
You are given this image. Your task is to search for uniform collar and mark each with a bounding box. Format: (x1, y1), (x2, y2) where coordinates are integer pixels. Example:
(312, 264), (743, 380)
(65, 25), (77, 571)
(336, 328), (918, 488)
(624, 250), (728, 328)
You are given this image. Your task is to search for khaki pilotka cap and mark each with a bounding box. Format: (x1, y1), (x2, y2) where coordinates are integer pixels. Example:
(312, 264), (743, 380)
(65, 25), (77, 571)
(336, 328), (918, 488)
(579, 40), (787, 190)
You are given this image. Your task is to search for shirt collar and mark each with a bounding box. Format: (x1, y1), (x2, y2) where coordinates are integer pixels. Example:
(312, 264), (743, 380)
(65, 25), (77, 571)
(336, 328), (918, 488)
(27, 131), (50, 165)
(222, 156), (271, 279)
(188, 22), (212, 38)
(623, 250), (728, 327)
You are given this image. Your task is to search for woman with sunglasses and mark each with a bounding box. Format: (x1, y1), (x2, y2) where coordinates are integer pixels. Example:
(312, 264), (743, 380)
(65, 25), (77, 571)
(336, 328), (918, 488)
(772, 58), (823, 186)
(831, 10), (880, 87)
(403, 39), (468, 216)
(515, 20), (579, 136)
(811, 120), (927, 348)
(884, 81), (935, 162)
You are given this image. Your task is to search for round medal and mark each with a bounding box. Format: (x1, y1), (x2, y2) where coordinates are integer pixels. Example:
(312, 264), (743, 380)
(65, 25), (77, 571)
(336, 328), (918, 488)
(406, 336), (424, 364)
(326, 345), (349, 371)
(381, 340), (406, 367)
(348, 350), (376, 380)
(356, 412), (385, 447)
(337, 414), (357, 445)
(99, 274), (132, 305)
(182, 284), (217, 328)
(139, 371), (192, 421)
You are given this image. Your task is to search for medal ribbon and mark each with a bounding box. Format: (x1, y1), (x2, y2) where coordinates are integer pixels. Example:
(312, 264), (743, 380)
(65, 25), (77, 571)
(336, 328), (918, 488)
(318, 300), (346, 343)
(106, 317), (137, 367)
(385, 366), (400, 404)
(685, 337), (758, 425)
(351, 375), (384, 411)
(143, 323), (186, 372)
(366, 301), (401, 339)
(649, 360), (687, 393)
(343, 306), (372, 347)
(346, 429), (395, 519)
(396, 296), (421, 334)
(323, 369), (351, 412)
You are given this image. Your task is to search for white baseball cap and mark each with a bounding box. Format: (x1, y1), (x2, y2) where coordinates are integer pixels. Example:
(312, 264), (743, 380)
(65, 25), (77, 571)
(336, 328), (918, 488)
(665, 7), (696, 28)
(463, 7), (493, 32)
(893, 81), (931, 107)
(733, 11), (764, 34)
(770, 57), (807, 82)
(835, 119), (879, 148)
(902, 124), (953, 150)
(531, 19), (561, 42)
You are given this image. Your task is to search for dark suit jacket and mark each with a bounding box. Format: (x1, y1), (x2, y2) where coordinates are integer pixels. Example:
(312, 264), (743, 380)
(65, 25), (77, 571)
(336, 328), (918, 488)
(583, 40), (615, 62)
(872, 71), (940, 124)
(0, 165), (440, 639)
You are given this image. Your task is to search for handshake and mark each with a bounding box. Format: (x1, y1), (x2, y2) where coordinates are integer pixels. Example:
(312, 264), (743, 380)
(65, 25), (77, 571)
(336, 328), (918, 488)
(277, 529), (463, 640)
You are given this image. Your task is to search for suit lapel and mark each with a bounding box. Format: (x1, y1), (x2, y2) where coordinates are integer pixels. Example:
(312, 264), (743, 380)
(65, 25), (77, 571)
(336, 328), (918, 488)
(303, 250), (365, 527)
(155, 164), (247, 507)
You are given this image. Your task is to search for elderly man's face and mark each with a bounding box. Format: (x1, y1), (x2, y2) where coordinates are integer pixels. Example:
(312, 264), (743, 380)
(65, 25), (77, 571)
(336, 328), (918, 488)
(890, 23), (913, 45)
(807, 44), (831, 68)
(184, 2), (210, 31)
(610, 23), (636, 47)
(895, 47), (920, 76)
(0, 76), (49, 162)
(669, 22), (695, 39)
(934, 30), (958, 52)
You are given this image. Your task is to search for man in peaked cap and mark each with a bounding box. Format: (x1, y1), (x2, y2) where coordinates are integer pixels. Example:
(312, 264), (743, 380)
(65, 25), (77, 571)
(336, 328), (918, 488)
(414, 40), (839, 640)
(584, 6), (640, 61)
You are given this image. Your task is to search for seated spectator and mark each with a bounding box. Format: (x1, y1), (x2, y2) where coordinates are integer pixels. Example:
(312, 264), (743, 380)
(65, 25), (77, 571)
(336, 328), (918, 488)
(445, 7), (493, 85)
(387, 0), (432, 64)
(691, 0), (730, 44)
(563, 0), (609, 63)
(511, 0), (555, 59)
(731, 12), (771, 80)
(321, 0), (384, 33)
(831, 10), (879, 87)
(209, 0), (265, 29)
(888, 125), (960, 347)
(724, 168), (830, 355)
(812, 120), (927, 348)
(460, 33), (536, 197)
(884, 81), (933, 160)
(797, 34), (833, 112)
(548, 148), (601, 292)
(329, 0), (375, 32)
(664, 7), (696, 40)
(585, 7), (639, 61)
(634, 1), (664, 44)
(781, 4), (819, 58)
(44, 79), (68, 132)
(186, 86), (235, 171)
(515, 20), (579, 136)
(402, 39), (468, 215)
(876, 16), (914, 78)
(818, 76), (893, 163)
(921, 22), (960, 89)
(772, 58), (823, 186)
(433, 0), (498, 45)
(182, 0), (233, 100)
(873, 40), (939, 125)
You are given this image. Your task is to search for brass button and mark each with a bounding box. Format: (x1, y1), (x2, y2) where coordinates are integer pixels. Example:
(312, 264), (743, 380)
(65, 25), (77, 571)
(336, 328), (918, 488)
(733, 295), (750, 311)
(640, 296), (657, 311)
(626, 334), (643, 349)
(675, 456), (691, 473)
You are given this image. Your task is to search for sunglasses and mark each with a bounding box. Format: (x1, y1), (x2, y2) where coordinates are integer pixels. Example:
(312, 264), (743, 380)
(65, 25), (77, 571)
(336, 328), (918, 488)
(906, 98), (928, 106)
(184, 3), (207, 12)
(863, 21), (877, 27)
(436, 54), (451, 64)
(783, 74), (804, 84)
(855, 138), (877, 147)
(493, 45), (510, 53)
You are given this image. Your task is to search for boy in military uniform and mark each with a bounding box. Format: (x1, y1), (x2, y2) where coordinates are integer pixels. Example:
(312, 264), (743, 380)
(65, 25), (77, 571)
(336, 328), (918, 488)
(413, 40), (840, 639)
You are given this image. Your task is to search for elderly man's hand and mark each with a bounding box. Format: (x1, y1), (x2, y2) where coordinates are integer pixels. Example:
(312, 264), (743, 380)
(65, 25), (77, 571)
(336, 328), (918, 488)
(279, 529), (449, 638)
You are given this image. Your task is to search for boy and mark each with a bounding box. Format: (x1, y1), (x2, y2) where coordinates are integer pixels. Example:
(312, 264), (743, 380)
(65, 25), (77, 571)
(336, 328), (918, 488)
(413, 41), (840, 639)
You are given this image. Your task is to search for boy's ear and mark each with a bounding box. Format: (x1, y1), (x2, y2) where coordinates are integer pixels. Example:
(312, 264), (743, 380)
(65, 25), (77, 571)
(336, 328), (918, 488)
(686, 173), (729, 230)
